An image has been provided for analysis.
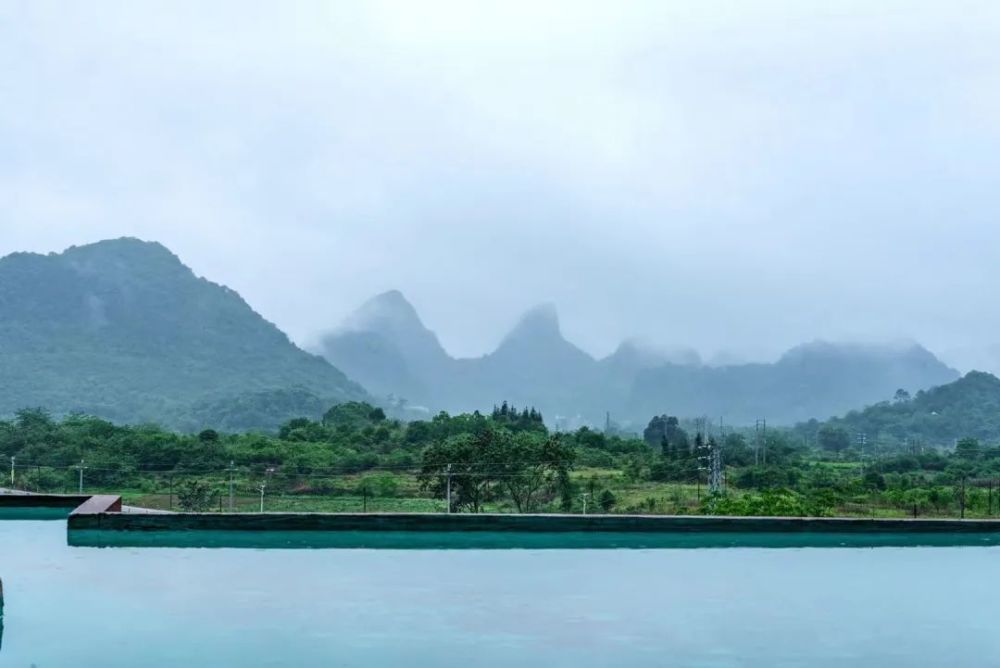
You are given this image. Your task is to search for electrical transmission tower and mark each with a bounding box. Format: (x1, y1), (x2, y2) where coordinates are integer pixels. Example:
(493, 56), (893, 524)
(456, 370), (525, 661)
(697, 429), (723, 495)
(754, 419), (767, 466)
(708, 438), (723, 493)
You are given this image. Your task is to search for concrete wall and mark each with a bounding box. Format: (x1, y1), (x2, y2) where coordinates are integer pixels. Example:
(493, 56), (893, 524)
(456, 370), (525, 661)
(4, 491), (997, 535)
(0, 493), (92, 509)
(67, 511), (1000, 534)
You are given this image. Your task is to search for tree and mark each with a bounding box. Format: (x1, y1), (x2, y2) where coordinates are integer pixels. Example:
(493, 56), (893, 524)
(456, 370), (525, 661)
(599, 489), (617, 512)
(557, 468), (574, 512)
(491, 402), (546, 433)
(817, 425), (851, 453)
(420, 432), (498, 513)
(175, 478), (219, 512)
(644, 415), (688, 455)
(894, 388), (911, 403)
(955, 437), (981, 459)
(198, 429), (219, 443)
(863, 470), (886, 491)
(497, 432), (575, 513)
(420, 425), (573, 513)
(15, 408), (54, 432)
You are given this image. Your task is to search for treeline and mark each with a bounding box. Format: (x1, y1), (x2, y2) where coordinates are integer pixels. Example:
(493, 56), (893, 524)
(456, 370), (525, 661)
(6, 398), (1000, 517)
(0, 401), (640, 512)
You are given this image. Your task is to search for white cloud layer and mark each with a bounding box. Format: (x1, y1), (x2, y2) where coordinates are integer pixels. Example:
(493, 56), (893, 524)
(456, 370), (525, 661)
(2, 1), (1000, 369)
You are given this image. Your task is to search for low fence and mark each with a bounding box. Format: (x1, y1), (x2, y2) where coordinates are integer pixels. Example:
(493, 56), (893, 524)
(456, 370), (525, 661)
(4, 462), (997, 520)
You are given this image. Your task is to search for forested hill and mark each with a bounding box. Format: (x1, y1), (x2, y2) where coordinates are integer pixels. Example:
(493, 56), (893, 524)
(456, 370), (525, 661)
(0, 238), (367, 429)
(800, 371), (1000, 447)
(319, 291), (960, 428)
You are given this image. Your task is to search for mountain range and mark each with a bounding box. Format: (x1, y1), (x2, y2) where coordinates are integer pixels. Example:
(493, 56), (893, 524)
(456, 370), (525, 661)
(0, 238), (366, 430)
(0, 238), (964, 433)
(318, 291), (961, 428)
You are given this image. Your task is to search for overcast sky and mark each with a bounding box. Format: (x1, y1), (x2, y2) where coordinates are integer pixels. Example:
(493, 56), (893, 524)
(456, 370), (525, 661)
(2, 1), (1000, 370)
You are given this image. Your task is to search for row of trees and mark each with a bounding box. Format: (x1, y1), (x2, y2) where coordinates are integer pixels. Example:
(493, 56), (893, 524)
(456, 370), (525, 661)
(6, 399), (1000, 516)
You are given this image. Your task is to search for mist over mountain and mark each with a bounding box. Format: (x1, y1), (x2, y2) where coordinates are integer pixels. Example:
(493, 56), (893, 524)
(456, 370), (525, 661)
(0, 239), (963, 433)
(630, 341), (959, 425)
(319, 291), (961, 428)
(0, 238), (367, 429)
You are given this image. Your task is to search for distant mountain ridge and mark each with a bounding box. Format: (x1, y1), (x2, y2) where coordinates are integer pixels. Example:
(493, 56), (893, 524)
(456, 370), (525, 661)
(629, 340), (960, 425)
(318, 291), (961, 428)
(0, 238), (368, 429)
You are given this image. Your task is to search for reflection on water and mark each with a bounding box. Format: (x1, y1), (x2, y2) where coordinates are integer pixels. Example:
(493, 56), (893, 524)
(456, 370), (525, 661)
(0, 507), (72, 521)
(68, 528), (1000, 550)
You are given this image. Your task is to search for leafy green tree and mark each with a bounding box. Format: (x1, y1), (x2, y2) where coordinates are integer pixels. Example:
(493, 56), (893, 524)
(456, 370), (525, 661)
(420, 425), (573, 513)
(367, 473), (400, 497)
(490, 402), (546, 433)
(817, 425), (851, 453)
(599, 489), (617, 512)
(420, 432), (498, 513)
(175, 478), (219, 512)
(955, 437), (981, 459)
(863, 470), (886, 491)
(198, 429), (219, 443)
(644, 415), (689, 457)
(557, 468), (574, 512)
(496, 432), (575, 513)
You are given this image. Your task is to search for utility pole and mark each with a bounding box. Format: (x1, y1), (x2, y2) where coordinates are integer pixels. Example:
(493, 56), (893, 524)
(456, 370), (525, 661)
(9, 456), (14, 489)
(754, 421), (759, 465)
(259, 481), (267, 513)
(581, 493), (590, 515)
(960, 476), (967, 519)
(445, 464), (452, 514)
(227, 460), (236, 512)
(857, 433), (868, 475)
(761, 418), (767, 465)
(76, 459), (87, 494)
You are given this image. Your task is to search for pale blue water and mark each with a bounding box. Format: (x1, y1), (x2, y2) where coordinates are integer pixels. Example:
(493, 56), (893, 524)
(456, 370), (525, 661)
(4, 519), (1000, 667)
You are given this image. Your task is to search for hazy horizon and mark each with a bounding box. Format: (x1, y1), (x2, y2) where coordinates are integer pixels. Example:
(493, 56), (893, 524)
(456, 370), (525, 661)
(4, 2), (1000, 371)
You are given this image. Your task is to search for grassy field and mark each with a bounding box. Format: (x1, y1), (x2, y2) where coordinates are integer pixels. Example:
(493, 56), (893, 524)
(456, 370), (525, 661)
(52, 465), (995, 519)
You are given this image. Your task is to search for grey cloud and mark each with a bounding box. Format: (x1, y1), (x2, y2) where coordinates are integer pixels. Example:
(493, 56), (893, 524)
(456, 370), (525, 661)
(2, 1), (1000, 369)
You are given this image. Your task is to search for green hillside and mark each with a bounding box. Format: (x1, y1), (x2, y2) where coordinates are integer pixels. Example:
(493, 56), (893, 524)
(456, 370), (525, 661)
(0, 238), (367, 428)
(799, 371), (1000, 447)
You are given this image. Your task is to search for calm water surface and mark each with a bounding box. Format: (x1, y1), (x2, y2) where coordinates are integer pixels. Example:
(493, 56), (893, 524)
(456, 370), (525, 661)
(3, 519), (1000, 667)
